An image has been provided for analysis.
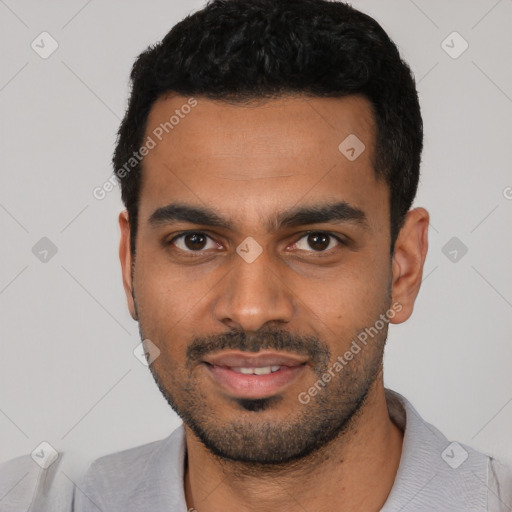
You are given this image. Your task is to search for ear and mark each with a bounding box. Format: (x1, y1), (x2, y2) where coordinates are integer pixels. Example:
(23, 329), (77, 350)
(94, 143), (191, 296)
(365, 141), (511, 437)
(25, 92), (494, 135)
(389, 207), (429, 324)
(119, 210), (138, 321)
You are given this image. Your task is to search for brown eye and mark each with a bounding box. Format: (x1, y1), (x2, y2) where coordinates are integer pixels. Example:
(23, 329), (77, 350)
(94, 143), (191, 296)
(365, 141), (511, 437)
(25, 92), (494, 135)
(307, 232), (330, 251)
(169, 232), (218, 252)
(293, 232), (342, 253)
(183, 233), (207, 250)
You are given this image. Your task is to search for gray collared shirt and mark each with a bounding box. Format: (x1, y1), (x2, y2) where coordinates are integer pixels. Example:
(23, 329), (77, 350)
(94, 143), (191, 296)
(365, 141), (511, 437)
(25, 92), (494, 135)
(2, 389), (511, 511)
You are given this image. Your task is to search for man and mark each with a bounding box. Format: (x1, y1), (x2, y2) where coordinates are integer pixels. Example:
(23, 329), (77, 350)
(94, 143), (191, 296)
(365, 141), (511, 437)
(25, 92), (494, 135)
(38, 0), (512, 510)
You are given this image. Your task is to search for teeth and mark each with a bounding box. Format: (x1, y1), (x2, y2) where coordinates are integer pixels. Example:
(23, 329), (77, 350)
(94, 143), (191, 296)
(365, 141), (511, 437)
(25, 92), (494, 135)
(230, 365), (282, 375)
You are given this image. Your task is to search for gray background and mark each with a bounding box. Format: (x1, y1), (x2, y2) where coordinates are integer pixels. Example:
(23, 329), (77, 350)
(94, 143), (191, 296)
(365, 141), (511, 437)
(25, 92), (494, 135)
(1, 0), (511, 485)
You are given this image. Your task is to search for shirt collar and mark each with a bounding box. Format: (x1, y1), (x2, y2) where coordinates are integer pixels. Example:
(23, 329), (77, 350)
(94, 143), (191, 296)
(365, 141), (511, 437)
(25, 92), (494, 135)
(381, 388), (488, 511)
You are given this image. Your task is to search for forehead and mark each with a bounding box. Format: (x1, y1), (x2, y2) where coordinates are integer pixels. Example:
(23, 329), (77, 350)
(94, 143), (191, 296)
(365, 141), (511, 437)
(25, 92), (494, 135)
(138, 94), (388, 230)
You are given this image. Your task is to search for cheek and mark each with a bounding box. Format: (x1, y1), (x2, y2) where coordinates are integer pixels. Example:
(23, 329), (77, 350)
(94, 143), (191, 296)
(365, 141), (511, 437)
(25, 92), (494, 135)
(133, 252), (224, 365)
(134, 247), (212, 318)
(299, 257), (391, 338)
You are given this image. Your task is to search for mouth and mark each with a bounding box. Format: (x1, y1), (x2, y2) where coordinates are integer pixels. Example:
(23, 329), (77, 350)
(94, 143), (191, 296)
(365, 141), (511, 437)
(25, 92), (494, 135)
(202, 351), (309, 399)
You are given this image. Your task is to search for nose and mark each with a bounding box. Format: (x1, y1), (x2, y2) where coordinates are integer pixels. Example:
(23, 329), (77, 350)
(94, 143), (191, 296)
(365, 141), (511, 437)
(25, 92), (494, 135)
(212, 247), (295, 332)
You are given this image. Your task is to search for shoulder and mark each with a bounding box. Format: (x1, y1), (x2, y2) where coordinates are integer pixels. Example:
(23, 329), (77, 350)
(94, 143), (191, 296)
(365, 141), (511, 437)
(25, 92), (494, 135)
(488, 457), (512, 511)
(82, 437), (164, 481)
(0, 452), (74, 512)
(74, 428), (184, 512)
(0, 454), (40, 512)
(383, 389), (512, 511)
(75, 438), (163, 505)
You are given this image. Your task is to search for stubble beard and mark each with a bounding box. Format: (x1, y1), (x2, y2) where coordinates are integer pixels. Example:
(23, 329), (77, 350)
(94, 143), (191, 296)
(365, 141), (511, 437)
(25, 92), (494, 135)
(142, 319), (388, 469)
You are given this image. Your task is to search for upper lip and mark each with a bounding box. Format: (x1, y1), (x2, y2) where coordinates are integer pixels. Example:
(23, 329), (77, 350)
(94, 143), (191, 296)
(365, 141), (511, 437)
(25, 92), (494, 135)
(203, 351), (308, 368)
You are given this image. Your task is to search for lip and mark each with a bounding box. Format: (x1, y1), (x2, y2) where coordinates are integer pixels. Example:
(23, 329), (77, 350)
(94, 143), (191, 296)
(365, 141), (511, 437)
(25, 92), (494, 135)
(203, 350), (309, 368)
(202, 350), (308, 399)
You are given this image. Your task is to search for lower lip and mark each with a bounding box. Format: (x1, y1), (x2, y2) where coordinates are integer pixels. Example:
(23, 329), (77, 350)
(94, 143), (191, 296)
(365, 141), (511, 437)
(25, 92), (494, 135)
(203, 363), (306, 399)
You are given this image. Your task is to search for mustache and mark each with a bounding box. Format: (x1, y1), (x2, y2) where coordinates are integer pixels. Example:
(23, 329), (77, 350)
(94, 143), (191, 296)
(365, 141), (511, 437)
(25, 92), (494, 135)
(186, 327), (331, 371)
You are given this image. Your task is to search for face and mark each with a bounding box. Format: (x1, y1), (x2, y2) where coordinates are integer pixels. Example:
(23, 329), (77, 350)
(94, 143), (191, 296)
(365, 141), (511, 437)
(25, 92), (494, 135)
(119, 94), (424, 465)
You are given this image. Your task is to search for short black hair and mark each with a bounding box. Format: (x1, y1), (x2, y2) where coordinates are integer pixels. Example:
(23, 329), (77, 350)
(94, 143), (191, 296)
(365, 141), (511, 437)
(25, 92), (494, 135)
(114, 0), (423, 256)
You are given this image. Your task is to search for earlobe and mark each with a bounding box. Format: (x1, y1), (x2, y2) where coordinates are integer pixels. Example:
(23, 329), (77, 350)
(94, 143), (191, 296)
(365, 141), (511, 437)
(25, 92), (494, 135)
(119, 210), (138, 321)
(390, 207), (429, 324)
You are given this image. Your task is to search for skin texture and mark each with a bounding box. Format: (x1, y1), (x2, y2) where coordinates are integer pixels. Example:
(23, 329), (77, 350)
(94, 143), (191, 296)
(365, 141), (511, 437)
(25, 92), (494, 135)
(119, 94), (429, 511)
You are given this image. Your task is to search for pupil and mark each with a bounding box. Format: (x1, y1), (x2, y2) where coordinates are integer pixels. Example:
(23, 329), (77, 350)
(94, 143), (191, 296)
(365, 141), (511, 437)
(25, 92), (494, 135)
(308, 232), (329, 251)
(186, 233), (206, 250)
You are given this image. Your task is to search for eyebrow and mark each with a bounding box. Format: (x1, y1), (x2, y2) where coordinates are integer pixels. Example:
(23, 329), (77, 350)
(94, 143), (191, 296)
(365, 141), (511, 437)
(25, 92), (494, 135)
(148, 201), (368, 232)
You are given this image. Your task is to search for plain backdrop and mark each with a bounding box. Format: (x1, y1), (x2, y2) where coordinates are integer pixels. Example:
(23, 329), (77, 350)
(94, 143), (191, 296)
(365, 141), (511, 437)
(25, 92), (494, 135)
(1, 0), (511, 485)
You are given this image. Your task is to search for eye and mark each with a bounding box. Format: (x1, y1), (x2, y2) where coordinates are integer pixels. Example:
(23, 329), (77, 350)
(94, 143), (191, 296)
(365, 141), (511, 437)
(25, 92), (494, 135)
(168, 232), (220, 252)
(291, 231), (343, 252)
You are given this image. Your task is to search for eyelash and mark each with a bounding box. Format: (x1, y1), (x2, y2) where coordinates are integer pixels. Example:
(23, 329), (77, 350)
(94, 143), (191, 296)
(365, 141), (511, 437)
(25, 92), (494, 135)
(165, 230), (346, 256)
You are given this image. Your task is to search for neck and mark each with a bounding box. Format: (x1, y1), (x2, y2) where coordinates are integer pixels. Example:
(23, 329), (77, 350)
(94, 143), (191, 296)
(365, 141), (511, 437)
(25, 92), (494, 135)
(184, 380), (403, 512)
